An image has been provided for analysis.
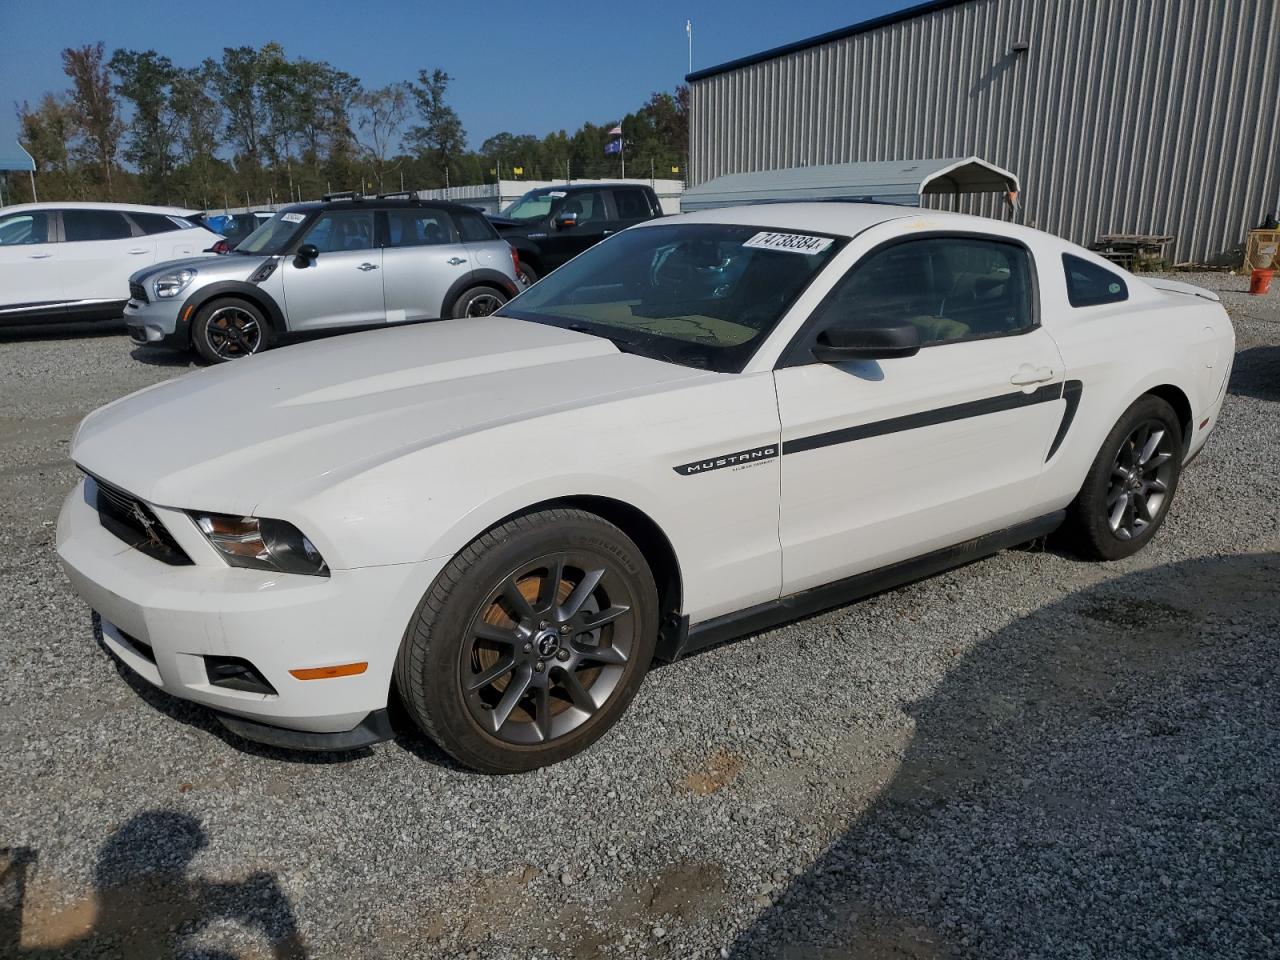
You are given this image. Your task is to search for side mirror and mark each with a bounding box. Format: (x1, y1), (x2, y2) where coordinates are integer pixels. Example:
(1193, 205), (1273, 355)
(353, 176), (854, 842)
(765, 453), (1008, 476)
(297, 243), (319, 261)
(811, 321), (921, 362)
(554, 212), (578, 230)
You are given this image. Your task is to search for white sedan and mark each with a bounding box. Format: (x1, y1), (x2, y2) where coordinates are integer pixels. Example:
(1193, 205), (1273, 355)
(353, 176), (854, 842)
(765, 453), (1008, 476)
(57, 204), (1234, 772)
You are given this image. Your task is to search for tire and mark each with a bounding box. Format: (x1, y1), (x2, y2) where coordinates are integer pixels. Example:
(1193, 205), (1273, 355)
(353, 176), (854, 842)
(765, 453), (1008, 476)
(451, 285), (508, 319)
(192, 297), (271, 363)
(516, 261), (539, 287)
(1062, 395), (1184, 561)
(394, 508), (659, 773)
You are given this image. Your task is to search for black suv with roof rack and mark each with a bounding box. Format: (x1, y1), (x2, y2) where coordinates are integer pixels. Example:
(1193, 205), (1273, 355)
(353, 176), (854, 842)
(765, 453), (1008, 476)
(487, 183), (664, 285)
(125, 192), (523, 363)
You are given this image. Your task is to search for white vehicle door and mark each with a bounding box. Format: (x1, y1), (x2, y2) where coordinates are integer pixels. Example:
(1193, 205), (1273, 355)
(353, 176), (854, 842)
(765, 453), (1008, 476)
(774, 232), (1066, 595)
(380, 206), (471, 322)
(59, 209), (155, 305)
(0, 210), (61, 313)
(281, 209), (385, 330)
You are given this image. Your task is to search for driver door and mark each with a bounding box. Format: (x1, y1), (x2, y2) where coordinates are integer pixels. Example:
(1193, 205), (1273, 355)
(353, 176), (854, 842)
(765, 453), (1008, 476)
(540, 189), (611, 270)
(774, 233), (1066, 595)
(282, 209), (385, 330)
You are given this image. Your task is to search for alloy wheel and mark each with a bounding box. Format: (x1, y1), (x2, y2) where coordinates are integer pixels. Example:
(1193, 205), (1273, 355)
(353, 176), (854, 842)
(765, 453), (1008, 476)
(1105, 419), (1175, 540)
(464, 293), (504, 317)
(460, 552), (636, 745)
(205, 305), (262, 358)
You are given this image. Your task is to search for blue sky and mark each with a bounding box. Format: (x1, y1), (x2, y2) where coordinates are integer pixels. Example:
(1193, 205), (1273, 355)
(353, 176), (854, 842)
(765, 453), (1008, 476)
(0, 0), (916, 156)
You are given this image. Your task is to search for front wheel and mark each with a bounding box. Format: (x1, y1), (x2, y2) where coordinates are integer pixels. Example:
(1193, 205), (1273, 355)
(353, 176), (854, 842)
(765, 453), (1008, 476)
(394, 508), (659, 773)
(192, 298), (271, 363)
(1062, 395), (1183, 560)
(451, 285), (508, 319)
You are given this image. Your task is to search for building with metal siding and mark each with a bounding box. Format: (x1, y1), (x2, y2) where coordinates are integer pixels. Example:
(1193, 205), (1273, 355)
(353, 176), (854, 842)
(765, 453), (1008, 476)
(687, 0), (1280, 264)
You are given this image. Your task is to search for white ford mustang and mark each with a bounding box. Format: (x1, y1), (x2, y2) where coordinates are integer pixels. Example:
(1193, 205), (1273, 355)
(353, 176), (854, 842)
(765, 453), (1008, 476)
(58, 204), (1234, 772)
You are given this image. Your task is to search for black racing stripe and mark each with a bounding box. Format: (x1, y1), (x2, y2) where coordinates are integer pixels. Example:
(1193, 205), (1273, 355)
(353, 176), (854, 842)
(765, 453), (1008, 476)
(1045, 380), (1084, 461)
(783, 382), (1063, 456)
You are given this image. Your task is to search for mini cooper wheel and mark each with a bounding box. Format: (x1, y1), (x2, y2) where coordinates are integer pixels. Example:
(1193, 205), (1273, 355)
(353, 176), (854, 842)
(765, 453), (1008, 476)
(192, 298), (271, 363)
(394, 508), (659, 773)
(515, 261), (539, 287)
(1064, 395), (1183, 560)
(452, 285), (508, 319)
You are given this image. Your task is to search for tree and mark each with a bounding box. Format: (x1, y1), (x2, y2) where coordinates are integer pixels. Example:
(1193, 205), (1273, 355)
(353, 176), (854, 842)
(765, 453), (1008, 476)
(109, 48), (179, 202)
(405, 69), (465, 185)
(168, 64), (224, 207)
(61, 42), (122, 197)
(16, 94), (77, 200)
(355, 83), (410, 190)
(211, 45), (268, 172)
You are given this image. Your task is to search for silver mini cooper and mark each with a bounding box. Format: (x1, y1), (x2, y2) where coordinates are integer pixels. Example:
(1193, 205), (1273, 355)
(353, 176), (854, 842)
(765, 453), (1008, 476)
(126, 195), (523, 362)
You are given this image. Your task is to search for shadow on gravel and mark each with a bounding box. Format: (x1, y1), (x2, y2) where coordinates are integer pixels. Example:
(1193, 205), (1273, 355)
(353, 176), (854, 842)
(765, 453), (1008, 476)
(1, 811), (306, 957)
(1227, 345), (1280, 401)
(0, 320), (126, 342)
(731, 552), (1280, 959)
(129, 346), (203, 368)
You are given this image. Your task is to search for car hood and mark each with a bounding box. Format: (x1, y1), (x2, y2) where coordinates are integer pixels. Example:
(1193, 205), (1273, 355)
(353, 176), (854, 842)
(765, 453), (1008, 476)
(71, 317), (709, 513)
(129, 253), (264, 285)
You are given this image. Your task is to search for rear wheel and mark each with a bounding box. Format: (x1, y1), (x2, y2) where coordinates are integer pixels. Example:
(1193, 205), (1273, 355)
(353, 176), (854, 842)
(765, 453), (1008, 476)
(1062, 395), (1183, 560)
(394, 508), (659, 773)
(192, 298), (271, 363)
(452, 285), (507, 319)
(516, 261), (539, 286)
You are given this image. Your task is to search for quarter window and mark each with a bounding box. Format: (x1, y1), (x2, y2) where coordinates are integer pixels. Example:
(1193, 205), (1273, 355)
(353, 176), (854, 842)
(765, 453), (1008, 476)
(129, 212), (183, 234)
(812, 236), (1035, 347)
(1063, 253), (1128, 307)
(454, 210), (497, 242)
(612, 189), (651, 219)
(0, 212), (51, 245)
(62, 210), (133, 242)
(303, 211), (375, 252)
(386, 210), (453, 247)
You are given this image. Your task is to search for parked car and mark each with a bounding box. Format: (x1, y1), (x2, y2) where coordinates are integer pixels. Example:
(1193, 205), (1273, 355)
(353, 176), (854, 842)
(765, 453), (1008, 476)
(488, 182), (663, 285)
(58, 203), (1233, 772)
(190, 211), (274, 252)
(125, 194), (522, 362)
(0, 202), (222, 328)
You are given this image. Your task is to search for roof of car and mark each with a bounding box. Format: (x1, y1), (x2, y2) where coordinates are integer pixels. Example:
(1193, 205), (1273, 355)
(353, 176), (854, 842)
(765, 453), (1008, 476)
(0, 201), (198, 216)
(653, 201), (1027, 240)
(277, 198), (489, 214)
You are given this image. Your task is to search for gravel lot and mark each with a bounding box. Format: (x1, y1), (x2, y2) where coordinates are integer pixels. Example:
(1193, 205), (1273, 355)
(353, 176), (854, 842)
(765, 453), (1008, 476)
(2, 274), (1278, 959)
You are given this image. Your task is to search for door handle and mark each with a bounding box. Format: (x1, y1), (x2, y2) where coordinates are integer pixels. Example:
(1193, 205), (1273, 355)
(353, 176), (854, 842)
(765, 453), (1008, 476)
(128, 248), (150, 255)
(1010, 366), (1055, 386)
(447, 257), (466, 266)
(358, 262), (379, 271)
(602, 229), (615, 236)
(28, 252), (52, 259)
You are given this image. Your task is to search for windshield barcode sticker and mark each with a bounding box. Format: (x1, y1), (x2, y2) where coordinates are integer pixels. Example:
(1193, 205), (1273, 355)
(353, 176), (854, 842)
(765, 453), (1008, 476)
(281, 213), (306, 223)
(743, 231), (834, 254)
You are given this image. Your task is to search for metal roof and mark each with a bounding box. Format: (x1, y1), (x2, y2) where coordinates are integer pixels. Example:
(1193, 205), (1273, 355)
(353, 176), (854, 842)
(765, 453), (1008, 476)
(0, 144), (35, 172)
(679, 157), (1019, 212)
(685, 0), (976, 82)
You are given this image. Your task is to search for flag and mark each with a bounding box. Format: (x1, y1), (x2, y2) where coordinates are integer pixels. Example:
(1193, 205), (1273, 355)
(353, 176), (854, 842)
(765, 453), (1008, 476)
(513, 166), (524, 175)
(604, 140), (622, 156)
(671, 165), (680, 174)
(607, 124), (622, 136)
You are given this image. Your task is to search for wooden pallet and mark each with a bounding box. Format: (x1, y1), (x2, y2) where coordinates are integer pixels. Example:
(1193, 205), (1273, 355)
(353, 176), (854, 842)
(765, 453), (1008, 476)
(1244, 230), (1280, 271)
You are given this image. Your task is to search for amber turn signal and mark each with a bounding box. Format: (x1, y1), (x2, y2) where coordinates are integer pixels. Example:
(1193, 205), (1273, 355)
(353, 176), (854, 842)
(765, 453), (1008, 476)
(289, 662), (368, 681)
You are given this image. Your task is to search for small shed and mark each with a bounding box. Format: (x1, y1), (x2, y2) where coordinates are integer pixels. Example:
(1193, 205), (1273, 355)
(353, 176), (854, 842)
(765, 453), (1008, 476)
(0, 143), (37, 205)
(679, 156), (1019, 212)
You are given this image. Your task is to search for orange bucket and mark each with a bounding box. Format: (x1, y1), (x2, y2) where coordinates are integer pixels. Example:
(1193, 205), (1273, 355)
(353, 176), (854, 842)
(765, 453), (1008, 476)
(1250, 269), (1274, 295)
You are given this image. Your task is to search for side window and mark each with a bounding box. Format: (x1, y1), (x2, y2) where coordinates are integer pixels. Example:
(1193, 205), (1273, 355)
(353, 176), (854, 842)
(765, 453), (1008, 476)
(560, 190), (607, 224)
(62, 210), (133, 242)
(0, 212), (51, 245)
(810, 236), (1035, 347)
(454, 210), (496, 242)
(303, 210), (374, 253)
(612, 188), (650, 220)
(1063, 253), (1128, 307)
(385, 210), (454, 247)
(129, 212), (182, 235)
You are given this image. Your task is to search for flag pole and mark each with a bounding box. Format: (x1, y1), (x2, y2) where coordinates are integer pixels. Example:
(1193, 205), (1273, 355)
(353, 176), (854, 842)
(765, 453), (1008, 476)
(687, 19), (693, 74)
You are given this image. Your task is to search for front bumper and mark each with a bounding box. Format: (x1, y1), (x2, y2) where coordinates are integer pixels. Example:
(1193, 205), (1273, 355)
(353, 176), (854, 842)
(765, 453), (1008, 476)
(124, 294), (188, 349)
(57, 478), (444, 742)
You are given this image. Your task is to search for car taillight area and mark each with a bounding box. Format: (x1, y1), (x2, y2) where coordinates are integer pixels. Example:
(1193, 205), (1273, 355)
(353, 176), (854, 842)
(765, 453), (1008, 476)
(509, 243), (521, 281)
(89, 474), (192, 566)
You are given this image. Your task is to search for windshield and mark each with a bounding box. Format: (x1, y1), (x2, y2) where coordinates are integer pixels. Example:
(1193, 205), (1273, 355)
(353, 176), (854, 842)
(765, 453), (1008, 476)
(501, 223), (845, 373)
(500, 188), (565, 222)
(235, 210), (310, 254)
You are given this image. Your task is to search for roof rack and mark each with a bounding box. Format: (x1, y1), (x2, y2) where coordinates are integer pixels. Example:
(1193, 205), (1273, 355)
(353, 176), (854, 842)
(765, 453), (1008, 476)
(321, 190), (362, 202)
(375, 190), (417, 200)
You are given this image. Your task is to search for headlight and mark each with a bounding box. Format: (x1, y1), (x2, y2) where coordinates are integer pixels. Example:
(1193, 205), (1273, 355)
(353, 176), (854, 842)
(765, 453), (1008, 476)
(192, 512), (329, 576)
(153, 268), (197, 299)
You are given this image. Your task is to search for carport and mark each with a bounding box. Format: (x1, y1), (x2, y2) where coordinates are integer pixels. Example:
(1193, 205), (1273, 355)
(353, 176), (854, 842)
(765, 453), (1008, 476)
(679, 156), (1019, 212)
(0, 143), (37, 205)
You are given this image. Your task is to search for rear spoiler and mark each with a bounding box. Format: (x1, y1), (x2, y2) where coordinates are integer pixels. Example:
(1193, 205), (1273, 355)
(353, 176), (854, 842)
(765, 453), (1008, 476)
(1145, 277), (1221, 303)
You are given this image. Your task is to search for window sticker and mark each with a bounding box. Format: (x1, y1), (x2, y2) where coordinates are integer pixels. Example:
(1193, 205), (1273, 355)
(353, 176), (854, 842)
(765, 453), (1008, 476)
(547, 191), (567, 198)
(742, 231), (834, 255)
(281, 212), (306, 224)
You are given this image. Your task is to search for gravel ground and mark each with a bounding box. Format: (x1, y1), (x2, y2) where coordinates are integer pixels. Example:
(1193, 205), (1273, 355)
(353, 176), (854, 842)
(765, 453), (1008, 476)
(1, 274), (1278, 959)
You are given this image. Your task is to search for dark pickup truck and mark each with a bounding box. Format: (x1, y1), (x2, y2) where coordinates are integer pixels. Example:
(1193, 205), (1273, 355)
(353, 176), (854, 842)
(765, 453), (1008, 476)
(487, 183), (664, 285)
